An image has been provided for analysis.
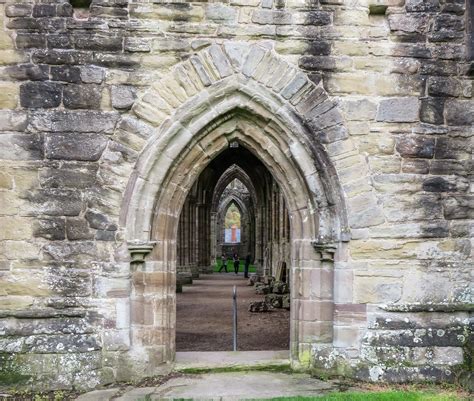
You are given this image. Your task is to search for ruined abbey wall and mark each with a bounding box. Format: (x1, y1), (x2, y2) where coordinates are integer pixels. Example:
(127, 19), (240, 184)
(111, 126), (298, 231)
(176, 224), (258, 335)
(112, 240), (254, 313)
(0, 0), (472, 391)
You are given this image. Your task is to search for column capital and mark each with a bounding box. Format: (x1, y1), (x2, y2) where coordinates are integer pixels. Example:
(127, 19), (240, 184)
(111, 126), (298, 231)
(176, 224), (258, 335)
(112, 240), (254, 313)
(128, 240), (156, 270)
(311, 241), (337, 261)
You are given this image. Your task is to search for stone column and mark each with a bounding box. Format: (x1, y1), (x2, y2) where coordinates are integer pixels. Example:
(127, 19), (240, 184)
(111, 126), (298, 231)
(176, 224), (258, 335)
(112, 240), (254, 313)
(127, 241), (173, 374)
(292, 241), (336, 368)
(210, 211), (217, 266)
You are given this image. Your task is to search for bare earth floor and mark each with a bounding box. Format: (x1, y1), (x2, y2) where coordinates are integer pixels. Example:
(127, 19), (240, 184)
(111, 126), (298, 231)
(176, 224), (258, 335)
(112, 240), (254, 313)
(176, 273), (290, 351)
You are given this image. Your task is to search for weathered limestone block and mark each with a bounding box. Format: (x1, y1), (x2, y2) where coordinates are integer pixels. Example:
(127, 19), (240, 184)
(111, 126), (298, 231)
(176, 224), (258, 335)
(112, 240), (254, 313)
(63, 84), (102, 109)
(376, 97), (419, 122)
(396, 136), (435, 159)
(20, 82), (61, 109)
(405, 0), (440, 12)
(443, 196), (474, 219)
(130, 4), (205, 22)
(5, 4), (32, 17)
(30, 111), (119, 134)
(33, 218), (66, 241)
(0, 133), (43, 160)
(50, 66), (80, 83)
(435, 136), (472, 160)
(80, 66), (105, 84)
(427, 76), (462, 97)
(39, 163), (98, 189)
(388, 13), (430, 34)
(45, 133), (107, 161)
(66, 218), (94, 241)
(420, 97), (445, 125)
(22, 189), (83, 217)
(366, 326), (468, 347)
(0, 81), (19, 109)
(430, 14), (465, 41)
(445, 99), (474, 126)
(0, 217), (34, 240)
(7, 63), (49, 81)
(111, 85), (137, 110)
(205, 4), (237, 22)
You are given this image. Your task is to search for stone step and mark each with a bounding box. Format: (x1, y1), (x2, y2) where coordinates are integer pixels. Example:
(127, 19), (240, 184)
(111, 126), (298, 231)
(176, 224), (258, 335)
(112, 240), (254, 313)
(174, 350), (290, 371)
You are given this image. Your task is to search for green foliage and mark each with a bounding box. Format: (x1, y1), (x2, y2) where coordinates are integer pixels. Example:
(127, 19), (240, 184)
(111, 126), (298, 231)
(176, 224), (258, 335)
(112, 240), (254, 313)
(214, 260), (256, 273)
(224, 203), (241, 229)
(70, 0), (92, 8)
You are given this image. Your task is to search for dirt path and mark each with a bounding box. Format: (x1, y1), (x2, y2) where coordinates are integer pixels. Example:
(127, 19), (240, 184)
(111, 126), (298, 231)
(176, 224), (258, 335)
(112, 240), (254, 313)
(176, 273), (290, 351)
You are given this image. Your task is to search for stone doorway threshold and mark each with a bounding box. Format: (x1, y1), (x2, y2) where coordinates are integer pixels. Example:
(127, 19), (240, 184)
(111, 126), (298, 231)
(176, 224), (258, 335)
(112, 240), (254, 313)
(175, 350), (290, 371)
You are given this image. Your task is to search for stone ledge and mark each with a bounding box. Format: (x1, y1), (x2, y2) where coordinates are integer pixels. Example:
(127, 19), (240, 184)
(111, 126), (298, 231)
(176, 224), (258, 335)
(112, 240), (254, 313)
(380, 303), (474, 313)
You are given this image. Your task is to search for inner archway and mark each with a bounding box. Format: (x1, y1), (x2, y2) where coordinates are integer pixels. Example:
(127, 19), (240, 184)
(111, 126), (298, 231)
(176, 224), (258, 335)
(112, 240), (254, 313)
(175, 143), (291, 351)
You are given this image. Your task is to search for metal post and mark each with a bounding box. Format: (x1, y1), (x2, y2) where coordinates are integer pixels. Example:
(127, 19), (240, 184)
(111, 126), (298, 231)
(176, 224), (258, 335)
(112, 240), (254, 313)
(233, 285), (237, 351)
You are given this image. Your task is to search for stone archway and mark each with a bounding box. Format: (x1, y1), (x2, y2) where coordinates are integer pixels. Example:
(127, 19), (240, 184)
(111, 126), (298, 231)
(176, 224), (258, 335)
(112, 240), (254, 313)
(210, 165), (258, 266)
(116, 42), (372, 377)
(217, 194), (252, 260)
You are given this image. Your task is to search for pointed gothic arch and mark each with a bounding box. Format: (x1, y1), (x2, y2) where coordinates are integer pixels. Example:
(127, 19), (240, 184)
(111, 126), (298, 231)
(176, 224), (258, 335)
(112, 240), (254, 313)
(113, 42), (379, 378)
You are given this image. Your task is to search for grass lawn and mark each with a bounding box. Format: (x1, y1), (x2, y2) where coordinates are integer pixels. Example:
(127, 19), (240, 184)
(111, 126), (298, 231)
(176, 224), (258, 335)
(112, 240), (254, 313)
(214, 259), (256, 273)
(257, 391), (466, 400)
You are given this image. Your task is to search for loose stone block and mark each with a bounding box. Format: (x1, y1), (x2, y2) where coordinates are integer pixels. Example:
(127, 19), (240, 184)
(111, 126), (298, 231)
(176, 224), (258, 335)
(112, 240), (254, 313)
(376, 97), (419, 122)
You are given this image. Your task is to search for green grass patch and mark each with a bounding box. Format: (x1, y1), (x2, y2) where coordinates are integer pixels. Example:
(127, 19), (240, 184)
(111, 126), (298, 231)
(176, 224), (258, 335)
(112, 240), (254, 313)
(214, 260), (256, 273)
(176, 363), (292, 375)
(257, 392), (465, 401)
(146, 391), (465, 401)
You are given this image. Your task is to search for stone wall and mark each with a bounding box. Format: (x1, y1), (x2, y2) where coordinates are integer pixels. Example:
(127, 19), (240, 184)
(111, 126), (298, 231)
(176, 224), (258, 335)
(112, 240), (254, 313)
(0, 0), (472, 391)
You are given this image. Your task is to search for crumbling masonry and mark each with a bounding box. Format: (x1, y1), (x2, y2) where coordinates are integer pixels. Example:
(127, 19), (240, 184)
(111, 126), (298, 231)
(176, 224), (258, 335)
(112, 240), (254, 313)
(0, 0), (472, 391)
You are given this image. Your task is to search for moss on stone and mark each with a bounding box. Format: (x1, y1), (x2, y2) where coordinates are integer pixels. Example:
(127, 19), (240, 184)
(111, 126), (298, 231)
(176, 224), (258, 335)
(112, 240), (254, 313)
(176, 363), (292, 375)
(0, 354), (31, 387)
